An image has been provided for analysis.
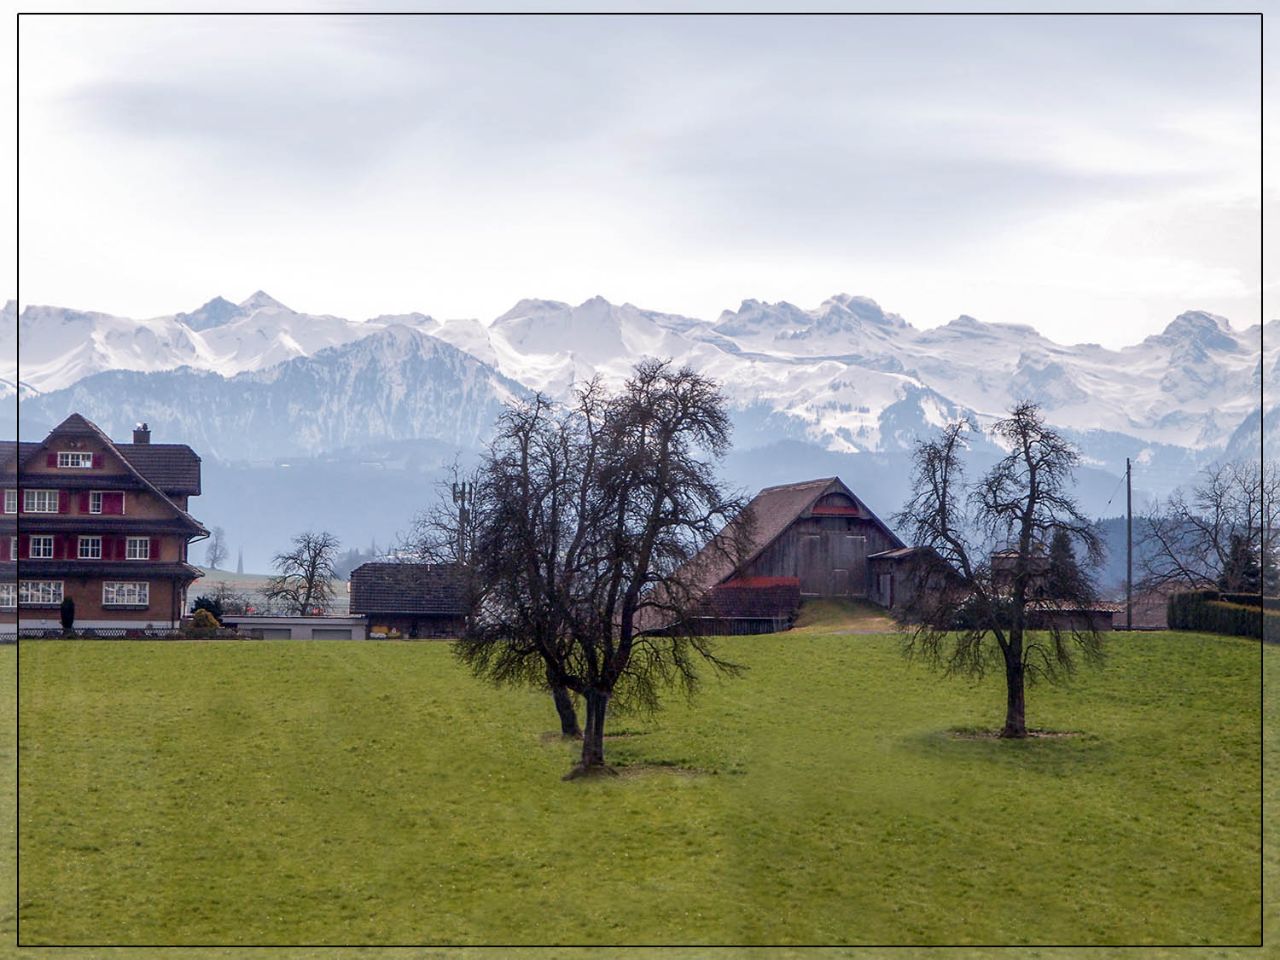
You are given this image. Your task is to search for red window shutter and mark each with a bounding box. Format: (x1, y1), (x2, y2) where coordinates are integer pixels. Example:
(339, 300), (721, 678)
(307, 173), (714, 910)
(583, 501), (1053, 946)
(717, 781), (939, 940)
(117, 537), (127, 560)
(0, 539), (8, 561)
(92, 453), (103, 468)
(52, 536), (64, 560)
(17, 536), (27, 560)
(79, 492), (90, 513)
(46, 453), (56, 467)
(106, 493), (124, 516)
(58, 491), (69, 514)
(150, 538), (160, 561)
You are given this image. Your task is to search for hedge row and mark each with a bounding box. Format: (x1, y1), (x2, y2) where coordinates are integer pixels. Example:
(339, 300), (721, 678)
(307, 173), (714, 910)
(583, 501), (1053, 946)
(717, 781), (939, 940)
(1167, 591), (1274, 640)
(1217, 592), (1280, 610)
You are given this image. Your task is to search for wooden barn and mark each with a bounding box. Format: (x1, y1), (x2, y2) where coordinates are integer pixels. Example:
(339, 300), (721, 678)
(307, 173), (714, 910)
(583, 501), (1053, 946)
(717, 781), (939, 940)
(348, 562), (467, 638)
(670, 476), (906, 634)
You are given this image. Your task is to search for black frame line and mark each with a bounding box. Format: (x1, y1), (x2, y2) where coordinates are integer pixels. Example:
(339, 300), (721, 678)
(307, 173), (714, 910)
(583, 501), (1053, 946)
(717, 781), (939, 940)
(11, 6), (1268, 951)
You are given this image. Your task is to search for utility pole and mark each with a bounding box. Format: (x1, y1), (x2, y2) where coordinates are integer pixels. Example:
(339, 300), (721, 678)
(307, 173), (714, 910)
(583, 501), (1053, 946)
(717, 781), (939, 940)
(452, 481), (471, 564)
(1126, 457), (1133, 631)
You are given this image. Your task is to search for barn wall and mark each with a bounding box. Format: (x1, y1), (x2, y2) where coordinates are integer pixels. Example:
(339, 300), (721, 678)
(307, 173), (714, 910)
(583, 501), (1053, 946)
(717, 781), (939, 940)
(743, 516), (898, 598)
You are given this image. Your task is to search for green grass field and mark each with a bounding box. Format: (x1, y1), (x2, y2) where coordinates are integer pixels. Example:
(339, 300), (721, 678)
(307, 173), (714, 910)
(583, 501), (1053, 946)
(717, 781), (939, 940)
(5, 614), (1271, 956)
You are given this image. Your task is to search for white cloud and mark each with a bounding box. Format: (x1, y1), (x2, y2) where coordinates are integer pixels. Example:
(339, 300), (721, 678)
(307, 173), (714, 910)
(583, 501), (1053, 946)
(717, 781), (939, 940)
(10, 10), (1265, 349)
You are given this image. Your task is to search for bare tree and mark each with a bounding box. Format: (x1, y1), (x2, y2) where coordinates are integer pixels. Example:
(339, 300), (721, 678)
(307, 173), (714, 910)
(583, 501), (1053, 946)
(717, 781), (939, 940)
(1139, 460), (1277, 594)
(458, 360), (750, 776)
(893, 402), (1105, 739)
(204, 526), (228, 570)
(265, 531), (341, 615)
(399, 461), (593, 735)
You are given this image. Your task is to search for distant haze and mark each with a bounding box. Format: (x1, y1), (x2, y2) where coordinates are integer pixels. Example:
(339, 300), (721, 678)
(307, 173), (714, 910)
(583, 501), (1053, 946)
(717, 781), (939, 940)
(13, 13), (1262, 349)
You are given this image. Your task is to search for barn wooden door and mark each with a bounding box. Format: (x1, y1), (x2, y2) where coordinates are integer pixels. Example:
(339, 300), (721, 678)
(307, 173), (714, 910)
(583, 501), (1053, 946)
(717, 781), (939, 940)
(798, 534), (825, 595)
(832, 535), (868, 596)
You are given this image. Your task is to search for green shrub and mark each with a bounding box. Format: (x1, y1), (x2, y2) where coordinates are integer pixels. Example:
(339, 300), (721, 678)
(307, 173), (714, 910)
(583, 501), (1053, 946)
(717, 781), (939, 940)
(1167, 590), (1266, 639)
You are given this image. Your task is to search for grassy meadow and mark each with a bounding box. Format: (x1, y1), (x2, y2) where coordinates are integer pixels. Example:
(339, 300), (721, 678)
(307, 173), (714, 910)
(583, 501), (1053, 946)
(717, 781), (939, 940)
(5, 606), (1270, 956)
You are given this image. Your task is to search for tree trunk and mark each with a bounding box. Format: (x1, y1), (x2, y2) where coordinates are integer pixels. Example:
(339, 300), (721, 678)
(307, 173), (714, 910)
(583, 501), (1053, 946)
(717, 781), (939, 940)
(564, 689), (615, 778)
(1001, 656), (1027, 738)
(551, 683), (581, 738)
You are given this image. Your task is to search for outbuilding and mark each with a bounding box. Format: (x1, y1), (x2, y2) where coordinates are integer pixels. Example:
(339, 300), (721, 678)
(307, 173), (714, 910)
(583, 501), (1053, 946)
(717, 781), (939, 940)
(348, 562), (466, 638)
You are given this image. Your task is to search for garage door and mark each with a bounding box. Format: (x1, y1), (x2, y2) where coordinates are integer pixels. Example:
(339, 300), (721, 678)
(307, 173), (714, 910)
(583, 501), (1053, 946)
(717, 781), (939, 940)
(313, 628), (352, 640)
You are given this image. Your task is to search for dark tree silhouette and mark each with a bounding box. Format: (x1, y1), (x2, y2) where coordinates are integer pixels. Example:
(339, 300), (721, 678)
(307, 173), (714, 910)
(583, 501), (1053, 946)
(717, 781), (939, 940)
(1045, 528), (1086, 598)
(1218, 533), (1262, 594)
(265, 531), (341, 615)
(1140, 460), (1277, 594)
(893, 402), (1105, 738)
(459, 360), (751, 776)
(402, 460), (583, 738)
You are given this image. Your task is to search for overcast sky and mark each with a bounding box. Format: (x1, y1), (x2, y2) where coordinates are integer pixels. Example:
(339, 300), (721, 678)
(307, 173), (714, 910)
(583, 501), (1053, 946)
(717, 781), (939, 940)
(10, 8), (1265, 348)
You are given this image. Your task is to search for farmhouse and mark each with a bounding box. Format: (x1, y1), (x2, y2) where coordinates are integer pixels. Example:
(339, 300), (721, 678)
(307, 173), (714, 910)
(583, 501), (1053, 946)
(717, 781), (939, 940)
(1, 414), (208, 630)
(672, 477), (907, 634)
(349, 561), (467, 638)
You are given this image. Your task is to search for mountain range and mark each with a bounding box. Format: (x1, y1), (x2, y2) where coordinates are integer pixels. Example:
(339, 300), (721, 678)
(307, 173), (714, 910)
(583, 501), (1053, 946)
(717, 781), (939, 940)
(6, 290), (1269, 574)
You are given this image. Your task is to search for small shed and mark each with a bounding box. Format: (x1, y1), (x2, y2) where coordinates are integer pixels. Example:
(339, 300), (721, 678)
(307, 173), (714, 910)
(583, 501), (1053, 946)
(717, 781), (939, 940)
(348, 562), (466, 638)
(867, 546), (963, 611)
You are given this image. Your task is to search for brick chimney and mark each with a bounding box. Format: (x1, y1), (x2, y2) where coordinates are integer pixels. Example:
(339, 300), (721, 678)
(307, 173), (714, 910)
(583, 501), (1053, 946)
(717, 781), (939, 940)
(133, 422), (151, 445)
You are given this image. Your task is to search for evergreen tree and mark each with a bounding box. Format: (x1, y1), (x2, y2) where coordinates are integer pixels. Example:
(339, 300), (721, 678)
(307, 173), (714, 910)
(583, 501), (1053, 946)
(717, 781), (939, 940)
(1218, 533), (1261, 594)
(1045, 528), (1084, 597)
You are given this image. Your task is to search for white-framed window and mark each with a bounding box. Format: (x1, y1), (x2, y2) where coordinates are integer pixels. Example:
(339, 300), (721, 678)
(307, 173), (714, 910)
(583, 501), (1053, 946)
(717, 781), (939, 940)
(78, 536), (102, 560)
(125, 537), (150, 560)
(7, 537), (15, 561)
(3, 489), (15, 514)
(23, 489), (58, 513)
(29, 536), (53, 559)
(103, 581), (148, 607)
(57, 451), (93, 468)
(0, 584), (14, 609)
(89, 491), (103, 514)
(19, 580), (62, 605)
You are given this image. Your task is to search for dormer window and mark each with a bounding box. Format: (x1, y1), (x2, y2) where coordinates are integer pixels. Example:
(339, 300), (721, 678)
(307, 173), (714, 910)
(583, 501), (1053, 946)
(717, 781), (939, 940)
(57, 452), (94, 468)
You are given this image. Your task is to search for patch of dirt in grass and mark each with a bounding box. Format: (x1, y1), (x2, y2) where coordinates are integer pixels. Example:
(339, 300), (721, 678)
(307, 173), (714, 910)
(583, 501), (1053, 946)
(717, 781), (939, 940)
(947, 726), (1086, 740)
(538, 731), (581, 743)
(538, 729), (649, 744)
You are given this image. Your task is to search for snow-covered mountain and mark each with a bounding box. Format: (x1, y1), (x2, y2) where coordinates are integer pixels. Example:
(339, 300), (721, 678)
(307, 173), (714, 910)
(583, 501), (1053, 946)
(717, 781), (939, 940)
(16, 326), (526, 462)
(5, 291), (437, 396)
(9, 290), (1268, 491)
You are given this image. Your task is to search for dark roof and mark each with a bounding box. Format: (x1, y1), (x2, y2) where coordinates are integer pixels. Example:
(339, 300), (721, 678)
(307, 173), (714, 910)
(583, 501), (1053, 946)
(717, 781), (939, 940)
(349, 562), (467, 616)
(0, 442), (38, 474)
(7, 415), (207, 535)
(0, 560), (202, 582)
(116, 444), (202, 495)
(868, 546), (923, 560)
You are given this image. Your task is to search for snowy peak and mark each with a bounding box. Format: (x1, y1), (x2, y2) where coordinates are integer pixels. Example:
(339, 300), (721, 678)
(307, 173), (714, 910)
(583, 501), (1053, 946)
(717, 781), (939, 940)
(1147, 310), (1239, 352)
(238, 290), (291, 313)
(819, 293), (908, 329)
(491, 296), (628, 361)
(175, 295), (242, 331)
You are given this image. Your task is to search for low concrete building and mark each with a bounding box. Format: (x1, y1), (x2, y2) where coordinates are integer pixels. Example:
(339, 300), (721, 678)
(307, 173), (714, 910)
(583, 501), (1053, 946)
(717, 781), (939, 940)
(220, 614), (368, 639)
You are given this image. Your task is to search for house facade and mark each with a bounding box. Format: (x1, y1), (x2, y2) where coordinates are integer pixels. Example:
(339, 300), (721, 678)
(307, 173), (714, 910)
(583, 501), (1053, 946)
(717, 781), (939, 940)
(1, 415), (207, 631)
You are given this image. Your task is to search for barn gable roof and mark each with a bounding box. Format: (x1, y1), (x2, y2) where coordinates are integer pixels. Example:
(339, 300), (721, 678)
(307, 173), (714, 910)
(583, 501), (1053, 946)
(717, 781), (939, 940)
(686, 476), (905, 596)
